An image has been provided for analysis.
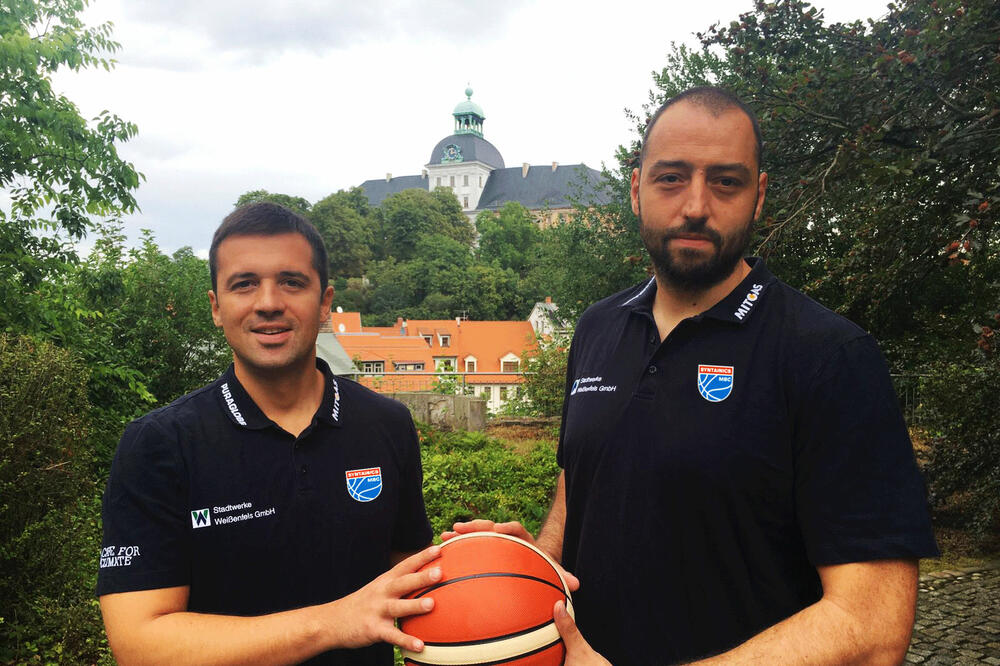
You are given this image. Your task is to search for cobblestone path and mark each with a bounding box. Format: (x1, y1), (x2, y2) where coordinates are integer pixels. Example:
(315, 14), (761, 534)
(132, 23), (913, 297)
(906, 563), (1000, 664)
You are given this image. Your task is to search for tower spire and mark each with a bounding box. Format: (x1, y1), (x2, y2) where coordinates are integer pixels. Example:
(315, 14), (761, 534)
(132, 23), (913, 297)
(453, 86), (485, 138)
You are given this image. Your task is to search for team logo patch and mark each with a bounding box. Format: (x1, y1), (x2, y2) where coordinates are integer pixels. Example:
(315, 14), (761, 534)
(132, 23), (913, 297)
(191, 508), (211, 528)
(346, 467), (383, 502)
(697, 365), (734, 402)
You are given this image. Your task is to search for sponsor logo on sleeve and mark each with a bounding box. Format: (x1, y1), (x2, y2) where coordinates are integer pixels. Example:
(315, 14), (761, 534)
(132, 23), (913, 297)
(346, 467), (383, 502)
(100, 545), (141, 568)
(697, 365), (734, 402)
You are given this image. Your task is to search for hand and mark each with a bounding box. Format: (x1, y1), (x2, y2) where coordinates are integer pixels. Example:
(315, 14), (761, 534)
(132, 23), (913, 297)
(442, 520), (580, 593)
(331, 545), (442, 652)
(554, 600), (611, 665)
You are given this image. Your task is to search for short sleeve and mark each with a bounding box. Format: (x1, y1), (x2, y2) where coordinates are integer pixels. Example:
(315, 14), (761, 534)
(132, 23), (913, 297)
(793, 335), (938, 565)
(97, 419), (191, 596)
(556, 333), (579, 469)
(390, 414), (433, 552)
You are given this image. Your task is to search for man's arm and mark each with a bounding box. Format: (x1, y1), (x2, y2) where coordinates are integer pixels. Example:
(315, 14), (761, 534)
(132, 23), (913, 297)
(691, 558), (917, 665)
(100, 546), (442, 666)
(554, 557), (918, 665)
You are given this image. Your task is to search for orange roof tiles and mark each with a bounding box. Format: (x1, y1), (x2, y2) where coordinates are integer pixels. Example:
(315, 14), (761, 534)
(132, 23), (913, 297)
(332, 314), (537, 393)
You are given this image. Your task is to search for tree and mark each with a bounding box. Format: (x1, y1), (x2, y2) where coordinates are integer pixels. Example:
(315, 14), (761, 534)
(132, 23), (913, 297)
(1, 0), (141, 336)
(233, 189), (311, 215)
(379, 188), (475, 260)
(475, 202), (540, 275)
(310, 190), (375, 277)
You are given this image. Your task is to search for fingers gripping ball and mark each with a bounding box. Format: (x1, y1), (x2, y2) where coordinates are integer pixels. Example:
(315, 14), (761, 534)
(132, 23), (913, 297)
(400, 532), (575, 665)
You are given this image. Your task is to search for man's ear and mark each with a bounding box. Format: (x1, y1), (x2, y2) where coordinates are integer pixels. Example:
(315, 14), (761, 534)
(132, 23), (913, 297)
(630, 167), (641, 217)
(754, 171), (768, 221)
(208, 290), (223, 328)
(320, 286), (334, 322)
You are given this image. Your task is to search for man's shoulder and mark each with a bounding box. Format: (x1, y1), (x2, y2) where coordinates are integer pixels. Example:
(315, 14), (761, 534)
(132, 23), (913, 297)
(334, 373), (413, 423)
(767, 277), (868, 346)
(575, 278), (655, 331)
(127, 377), (225, 436)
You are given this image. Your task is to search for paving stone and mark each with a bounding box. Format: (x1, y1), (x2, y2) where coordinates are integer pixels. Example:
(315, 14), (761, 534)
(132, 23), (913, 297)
(907, 567), (999, 664)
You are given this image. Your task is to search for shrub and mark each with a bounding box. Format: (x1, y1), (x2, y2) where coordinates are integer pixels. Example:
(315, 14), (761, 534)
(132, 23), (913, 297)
(922, 355), (1000, 540)
(417, 426), (561, 538)
(0, 335), (110, 663)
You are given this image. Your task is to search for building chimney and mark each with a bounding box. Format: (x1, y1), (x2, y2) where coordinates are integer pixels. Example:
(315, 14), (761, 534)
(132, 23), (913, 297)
(545, 296), (552, 304)
(522, 163), (529, 178)
(386, 173), (392, 182)
(401, 318), (408, 335)
(421, 169), (428, 179)
(455, 316), (461, 328)
(551, 162), (558, 172)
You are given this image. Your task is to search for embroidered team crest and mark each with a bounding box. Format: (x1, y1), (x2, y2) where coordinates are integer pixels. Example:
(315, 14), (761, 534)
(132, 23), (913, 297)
(697, 365), (734, 402)
(345, 467), (383, 502)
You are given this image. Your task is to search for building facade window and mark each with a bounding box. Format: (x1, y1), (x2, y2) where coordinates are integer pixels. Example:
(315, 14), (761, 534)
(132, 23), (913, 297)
(361, 361), (384, 374)
(439, 335), (450, 347)
(450, 175), (455, 187)
(465, 359), (476, 373)
(463, 196), (469, 208)
(436, 177), (442, 186)
(394, 362), (424, 372)
(434, 358), (456, 372)
(501, 360), (520, 373)
(463, 175), (469, 186)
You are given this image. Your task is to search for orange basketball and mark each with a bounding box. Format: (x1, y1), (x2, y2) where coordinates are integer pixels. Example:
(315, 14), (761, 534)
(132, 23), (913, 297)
(399, 531), (574, 665)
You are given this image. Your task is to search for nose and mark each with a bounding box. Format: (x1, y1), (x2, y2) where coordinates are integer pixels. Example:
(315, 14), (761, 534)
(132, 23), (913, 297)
(681, 175), (710, 221)
(254, 280), (285, 315)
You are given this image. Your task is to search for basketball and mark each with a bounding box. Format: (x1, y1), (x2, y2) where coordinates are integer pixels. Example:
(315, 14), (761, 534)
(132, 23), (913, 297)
(399, 531), (574, 665)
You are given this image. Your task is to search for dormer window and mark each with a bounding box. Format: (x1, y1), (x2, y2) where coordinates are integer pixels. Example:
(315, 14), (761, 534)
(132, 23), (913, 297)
(501, 359), (520, 372)
(439, 334), (450, 348)
(465, 358), (477, 373)
(421, 335), (433, 345)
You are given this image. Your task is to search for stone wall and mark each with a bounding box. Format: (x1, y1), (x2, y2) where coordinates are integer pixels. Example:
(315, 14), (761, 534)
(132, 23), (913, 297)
(388, 392), (487, 431)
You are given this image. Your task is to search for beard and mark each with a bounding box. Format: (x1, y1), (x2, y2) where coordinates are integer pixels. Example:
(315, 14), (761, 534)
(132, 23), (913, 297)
(638, 199), (757, 292)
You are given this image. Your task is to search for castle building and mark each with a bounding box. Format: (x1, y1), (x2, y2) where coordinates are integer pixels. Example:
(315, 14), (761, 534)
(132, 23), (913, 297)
(359, 87), (609, 225)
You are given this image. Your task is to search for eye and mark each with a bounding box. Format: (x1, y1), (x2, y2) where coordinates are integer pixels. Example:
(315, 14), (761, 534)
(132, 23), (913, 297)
(231, 280), (254, 291)
(717, 177), (741, 188)
(656, 173), (682, 184)
(283, 278), (306, 289)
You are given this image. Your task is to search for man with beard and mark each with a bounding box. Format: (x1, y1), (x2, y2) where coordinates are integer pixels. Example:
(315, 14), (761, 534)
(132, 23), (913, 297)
(448, 88), (937, 664)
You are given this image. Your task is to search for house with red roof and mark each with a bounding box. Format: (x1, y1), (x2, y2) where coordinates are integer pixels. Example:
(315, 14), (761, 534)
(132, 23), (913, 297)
(322, 313), (537, 411)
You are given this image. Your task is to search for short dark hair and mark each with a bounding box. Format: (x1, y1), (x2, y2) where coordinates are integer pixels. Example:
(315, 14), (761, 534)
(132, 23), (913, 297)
(209, 202), (329, 294)
(639, 86), (763, 170)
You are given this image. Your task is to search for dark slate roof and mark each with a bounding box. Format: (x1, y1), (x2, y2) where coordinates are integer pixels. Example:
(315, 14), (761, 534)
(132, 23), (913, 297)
(427, 134), (505, 169)
(358, 175), (427, 207)
(477, 164), (611, 211)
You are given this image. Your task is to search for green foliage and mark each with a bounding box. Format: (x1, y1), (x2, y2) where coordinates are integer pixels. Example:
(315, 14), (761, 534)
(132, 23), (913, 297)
(923, 351), (1000, 540)
(475, 202), (540, 275)
(310, 190), (376, 277)
(379, 188), (475, 261)
(0, 0), (141, 235)
(233, 189), (311, 215)
(417, 426), (561, 538)
(0, 336), (109, 664)
(501, 337), (571, 417)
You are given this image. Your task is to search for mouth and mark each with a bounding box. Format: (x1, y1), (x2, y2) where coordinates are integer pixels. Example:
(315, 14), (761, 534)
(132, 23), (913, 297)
(250, 324), (293, 342)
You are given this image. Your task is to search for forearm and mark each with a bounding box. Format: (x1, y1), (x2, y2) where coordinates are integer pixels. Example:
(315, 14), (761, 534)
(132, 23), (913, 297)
(691, 559), (917, 666)
(104, 600), (342, 666)
(535, 471), (567, 562)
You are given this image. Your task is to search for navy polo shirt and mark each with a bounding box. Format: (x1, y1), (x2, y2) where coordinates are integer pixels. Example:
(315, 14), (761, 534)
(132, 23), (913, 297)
(557, 258), (937, 665)
(98, 359), (432, 665)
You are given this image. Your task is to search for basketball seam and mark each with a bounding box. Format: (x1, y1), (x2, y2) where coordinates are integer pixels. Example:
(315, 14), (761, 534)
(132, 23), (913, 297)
(421, 619), (556, 647)
(412, 571), (568, 600)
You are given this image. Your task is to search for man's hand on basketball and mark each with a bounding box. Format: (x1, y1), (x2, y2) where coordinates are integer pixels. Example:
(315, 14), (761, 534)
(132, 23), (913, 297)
(554, 600), (612, 665)
(443, 520), (580, 592)
(331, 545), (442, 652)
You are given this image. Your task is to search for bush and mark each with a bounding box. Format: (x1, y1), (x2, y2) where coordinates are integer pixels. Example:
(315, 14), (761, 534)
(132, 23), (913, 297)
(0, 335), (111, 663)
(417, 426), (561, 538)
(922, 355), (1000, 540)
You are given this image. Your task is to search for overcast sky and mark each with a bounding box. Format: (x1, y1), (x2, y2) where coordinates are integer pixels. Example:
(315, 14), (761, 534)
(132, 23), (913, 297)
(51, 0), (891, 257)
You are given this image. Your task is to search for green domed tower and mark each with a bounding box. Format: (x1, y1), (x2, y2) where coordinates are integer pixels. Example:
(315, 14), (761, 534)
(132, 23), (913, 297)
(453, 86), (485, 138)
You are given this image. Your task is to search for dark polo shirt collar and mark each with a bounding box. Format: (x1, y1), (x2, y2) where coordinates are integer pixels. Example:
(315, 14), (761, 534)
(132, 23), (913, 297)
(215, 358), (344, 431)
(620, 257), (777, 326)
